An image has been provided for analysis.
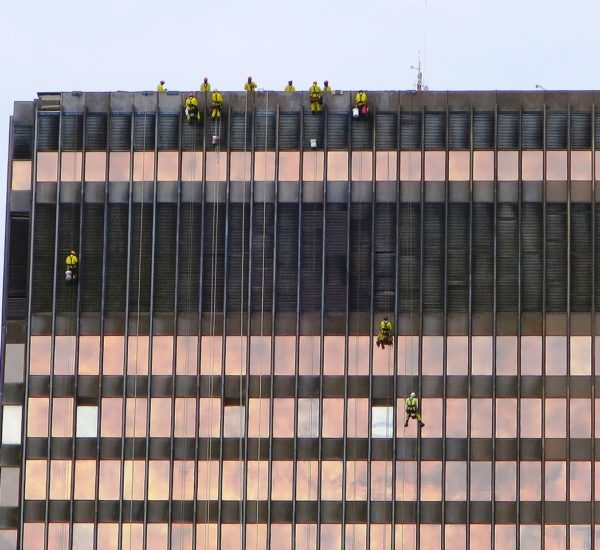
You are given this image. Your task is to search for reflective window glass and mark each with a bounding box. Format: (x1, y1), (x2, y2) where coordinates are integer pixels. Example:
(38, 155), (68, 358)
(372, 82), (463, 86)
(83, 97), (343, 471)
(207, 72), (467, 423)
(473, 151), (493, 181)
(103, 335), (124, 375)
(157, 151), (178, 181)
(127, 335), (149, 375)
(520, 526), (541, 549)
(125, 397), (147, 437)
(570, 399), (591, 437)
(99, 461), (120, 499)
(302, 151), (324, 181)
(522, 151), (543, 181)
(470, 525), (491, 550)
(254, 151), (275, 181)
(223, 405), (245, 437)
(571, 150), (591, 181)
(133, 151), (155, 181)
(198, 398), (220, 437)
(4, 343), (24, 383)
(570, 461), (591, 501)
(148, 461), (170, 500)
(497, 151), (518, 181)
(100, 397), (122, 437)
(176, 336), (197, 375)
(108, 152), (130, 181)
(323, 336), (344, 375)
(496, 336), (516, 375)
(445, 525), (466, 549)
(74, 461), (96, 500)
(495, 526), (516, 550)
(150, 398), (171, 437)
(470, 461), (491, 500)
(273, 398), (294, 438)
(347, 398), (368, 437)
(545, 461), (566, 501)
(181, 152), (203, 181)
(30, 335), (51, 375)
(11, 160), (32, 190)
(299, 335), (320, 376)
(249, 336), (270, 375)
(396, 461), (417, 500)
(376, 151), (397, 181)
(322, 399), (344, 437)
(545, 525), (566, 548)
(495, 461), (516, 500)
(54, 336), (75, 375)
(446, 461), (466, 500)
(296, 460), (319, 500)
(395, 525), (417, 549)
(271, 461), (293, 499)
(424, 151), (445, 181)
(122, 524), (143, 550)
(205, 151), (227, 181)
(61, 152), (82, 181)
(298, 398), (319, 437)
(172, 461), (194, 500)
(152, 336), (173, 375)
(520, 399), (541, 438)
(49, 459), (71, 500)
(37, 152), (58, 181)
(123, 460), (145, 500)
(397, 336), (419, 376)
(78, 336), (100, 375)
(23, 525), (45, 548)
(470, 399), (492, 437)
(25, 460), (46, 499)
(496, 398), (516, 438)
(230, 152), (251, 181)
(279, 152), (300, 181)
(347, 336), (369, 375)
(447, 336), (468, 374)
(200, 336), (221, 375)
(196, 461), (219, 500)
(420, 461), (442, 500)
(327, 151), (348, 180)
(446, 399), (467, 437)
(247, 398), (270, 437)
(570, 336), (591, 375)
(546, 336), (566, 375)
(0, 467), (20, 506)
(226, 336), (246, 375)
(174, 398), (195, 438)
(147, 524), (168, 549)
(27, 398), (48, 437)
(274, 336), (295, 375)
(372, 406), (394, 438)
(547, 151), (567, 180)
(472, 336), (492, 375)
(76, 406), (98, 438)
(545, 398), (566, 437)
(370, 461), (393, 501)
(400, 151), (421, 181)
(571, 526), (591, 549)
(51, 397), (73, 437)
(521, 336), (542, 375)
(352, 151), (372, 181)
(84, 152), (106, 181)
(296, 524), (317, 550)
(449, 151), (470, 181)
(422, 336), (443, 374)
(246, 461), (268, 500)
(346, 461), (368, 501)
(1, 406), (22, 445)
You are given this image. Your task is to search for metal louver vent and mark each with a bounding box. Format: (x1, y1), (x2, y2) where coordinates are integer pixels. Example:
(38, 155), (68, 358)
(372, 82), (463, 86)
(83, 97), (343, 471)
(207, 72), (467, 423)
(85, 114), (107, 151)
(7, 215), (29, 320)
(56, 203), (80, 313)
(398, 203), (420, 314)
(205, 115), (227, 150)
(32, 204), (55, 313)
(303, 113), (324, 150)
(375, 112), (397, 150)
(447, 203), (469, 312)
(422, 203), (444, 311)
(374, 203), (396, 312)
(546, 111), (567, 149)
(254, 112), (276, 150)
(545, 203), (567, 312)
(177, 203), (202, 312)
(497, 111), (520, 149)
(570, 112), (591, 149)
(80, 204), (104, 313)
(521, 203), (542, 312)
(110, 114), (131, 151)
(61, 113), (83, 151)
(251, 203), (275, 312)
(158, 114), (180, 150)
(472, 203), (493, 312)
(424, 112), (446, 150)
(449, 112), (469, 150)
(154, 203), (177, 312)
(133, 113), (156, 151)
(521, 112), (543, 149)
(327, 112), (348, 150)
(12, 124), (33, 159)
(351, 115), (373, 150)
(473, 111), (494, 149)
(571, 203), (591, 312)
(37, 112), (60, 152)
(231, 112), (253, 150)
(325, 204), (347, 312)
(276, 203), (298, 312)
(279, 112), (300, 150)
(496, 203), (518, 312)
(400, 111), (422, 150)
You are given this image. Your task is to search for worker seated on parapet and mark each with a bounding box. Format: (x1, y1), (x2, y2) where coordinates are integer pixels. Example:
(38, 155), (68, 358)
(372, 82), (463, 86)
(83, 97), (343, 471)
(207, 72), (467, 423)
(157, 80), (167, 93)
(404, 392), (425, 428)
(185, 93), (200, 121)
(376, 316), (393, 349)
(200, 77), (211, 92)
(211, 90), (223, 119)
(65, 250), (78, 283)
(244, 76), (257, 92)
(309, 81), (322, 113)
(354, 90), (368, 117)
(284, 80), (296, 92)
(323, 80), (332, 93)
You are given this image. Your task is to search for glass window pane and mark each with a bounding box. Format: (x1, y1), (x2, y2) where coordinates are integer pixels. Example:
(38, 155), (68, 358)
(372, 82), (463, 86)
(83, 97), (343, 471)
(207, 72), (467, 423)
(545, 461), (566, 500)
(570, 461), (591, 501)
(109, 152), (130, 181)
(200, 336), (222, 375)
(372, 407), (394, 438)
(352, 151), (372, 181)
(545, 525), (566, 547)
(123, 460), (145, 500)
(223, 405), (245, 437)
(522, 151), (543, 181)
(249, 336), (270, 375)
(246, 461), (268, 500)
(420, 461), (442, 500)
(1, 406), (21, 445)
(400, 151), (421, 181)
(172, 461), (194, 500)
(496, 336), (516, 375)
(422, 336), (443, 374)
(497, 151), (518, 181)
(148, 461), (170, 500)
(198, 398), (220, 437)
(274, 336), (294, 375)
(74, 461), (96, 500)
(0, 467), (20, 506)
(447, 336), (468, 374)
(546, 336), (566, 375)
(424, 151), (445, 181)
(521, 461), (541, 500)
(125, 397), (147, 437)
(571, 150), (591, 181)
(495, 461), (516, 500)
(99, 461), (120, 500)
(30, 336), (51, 375)
(61, 152), (82, 181)
(496, 398), (516, 438)
(570, 399), (591, 437)
(348, 336), (369, 375)
(376, 151), (397, 181)
(11, 160), (32, 190)
(446, 461), (466, 500)
(37, 152), (58, 181)
(345, 461), (367, 500)
(347, 398), (368, 437)
(25, 460), (47, 499)
(370, 461), (393, 500)
(322, 525), (342, 550)
(323, 336), (344, 375)
(226, 336), (246, 375)
(545, 398), (566, 438)
(302, 152), (324, 181)
(100, 397), (122, 437)
(547, 151), (567, 180)
(445, 525), (466, 549)
(230, 152), (251, 181)
(322, 399), (344, 437)
(78, 336), (100, 375)
(152, 336), (173, 375)
(84, 152), (106, 182)
(247, 398), (270, 437)
(473, 151), (493, 181)
(174, 398), (195, 438)
(49, 459), (71, 500)
(279, 152), (299, 181)
(205, 151), (227, 181)
(446, 399), (467, 437)
(520, 526), (540, 549)
(298, 398), (319, 437)
(4, 343), (24, 383)
(396, 461), (417, 500)
(127, 335), (149, 375)
(271, 461), (293, 499)
(472, 336), (492, 375)
(254, 151), (275, 181)
(54, 335), (75, 375)
(521, 399), (541, 438)
(570, 336), (591, 375)
(27, 398), (48, 437)
(326, 151), (348, 180)
(521, 336), (542, 374)
(299, 335), (320, 376)
(51, 397), (73, 437)
(471, 399), (492, 437)
(103, 335), (124, 375)
(133, 151), (155, 181)
(157, 151), (178, 181)
(176, 336), (197, 375)
(495, 526), (516, 550)
(470, 461), (491, 500)
(181, 152), (203, 181)
(273, 398), (294, 437)
(150, 398), (171, 437)
(571, 526), (591, 549)
(76, 406), (98, 438)
(196, 461), (219, 500)
(448, 151), (470, 181)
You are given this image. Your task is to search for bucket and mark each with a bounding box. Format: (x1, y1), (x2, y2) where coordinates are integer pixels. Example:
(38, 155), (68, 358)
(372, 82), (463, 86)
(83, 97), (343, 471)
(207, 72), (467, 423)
(352, 107), (359, 118)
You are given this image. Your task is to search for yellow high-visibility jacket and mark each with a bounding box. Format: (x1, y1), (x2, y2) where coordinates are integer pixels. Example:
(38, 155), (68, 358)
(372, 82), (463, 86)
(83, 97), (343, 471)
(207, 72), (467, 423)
(211, 91), (223, 105)
(356, 92), (367, 105)
(200, 82), (211, 92)
(185, 97), (199, 109)
(65, 254), (78, 267)
(244, 81), (257, 92)
(284, 85), (296, 92)
(157, 83), (166, 93)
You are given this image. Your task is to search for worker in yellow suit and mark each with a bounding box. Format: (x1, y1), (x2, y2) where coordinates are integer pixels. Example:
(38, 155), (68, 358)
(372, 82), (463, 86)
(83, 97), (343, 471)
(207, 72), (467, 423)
(200, 77), (211, 93)
(244, 76), (257, 92)
(404, 393), (425, 428)
(185, 93), (200, 121)
(323, 80), (332, 93)
(376, 316), (393, 349)
(157, 80), (166, 93)
(211, 90), (223, 119)
(65, 250), (78, 282)
(355, 90), (368, 117)
(284, 81), (296, 92)
(309, 81), (322, 113)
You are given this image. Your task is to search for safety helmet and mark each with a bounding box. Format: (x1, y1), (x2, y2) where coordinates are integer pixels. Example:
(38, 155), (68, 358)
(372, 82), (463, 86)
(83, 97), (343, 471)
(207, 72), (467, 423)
(384, 316), (388, 321)
(324, 80), (329, 85)
(410, 392), (416, 398)
(288, 80), (293, 85)
(189, 93), (194, 97)
(70, 250), (76, 255)
(313, 80), (317, 85)
(248, 75), (253, 81)
(204, 77), (208, 82)
(160, 80), (165, 84)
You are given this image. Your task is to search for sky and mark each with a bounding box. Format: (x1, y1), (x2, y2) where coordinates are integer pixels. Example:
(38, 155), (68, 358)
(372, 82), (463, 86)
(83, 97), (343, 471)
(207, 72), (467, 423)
(1, 0), (600, 297)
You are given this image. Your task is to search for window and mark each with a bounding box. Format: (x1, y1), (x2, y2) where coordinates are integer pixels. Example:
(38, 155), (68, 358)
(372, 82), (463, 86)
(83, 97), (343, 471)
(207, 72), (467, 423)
(496, 336), (517, 375)
(520, 399), (541, 438)
(395, 461), (417, 500)
(25, 460), (46, 499)
(175, 336), (197, 375)
(84, 152), (106, 181)
(247, 398), (270, 437)
(74, 461), (96, 500)
(4, 343), (24, 383)
(347, 336), (369, 375)
(347, 398), (368, 437)
(76, 406), (98, 438)
(123, 460), (145, 500)
(181, 152), (203, 181)
(11, 160), (31, 190)
(100, 398), (122, 437)
(249, 336), (270, 375)
(29, 335), (51, 375)
(230, 152), (251, 181)
(376, 151), (397, 181)
(99, 461), (120, 499)
(470, 399), (492, 437)
(424, 151), (445, 181)
(49, 459), (71, 500)
(51, 397), (73, 437)
(108, 152), (130, 181)
(157, 151), (178, 181)
(172, 461), (194, 500)
(570, 336), (591, 375)
(470, 461), (491, 500)
(495, 399), (516, 438)
(205, 151), (227, 181)
(447, 336), (468, 374)
(299, 336), (320, 376)
(61, 152), (82, 181)
(495, 461), (515, 500)
(521, 461), (541, 500)
(345, 461), (368, 500)
(225, 336), (246, 375)
(274, 336), (295, 375)
(78, 336), (100, 375)
(445, 462), (467, 501)
(200, 336), (222, 375)
(302, 151), (324, 181)
(323, 336), (344, 375)
(196, 461), (219, 500)
(150, 398), (171, 437)
(278, 152), (299, 181)
(544, 461), (566, 501)
(127, 335), (149, 375)
(372, 406), (394, 438)
(1, 406), (22, 444)
(270, 461), (293, 499)
(125, 397), (147, 437)
(174, 398), (195, 438)
(473, 151), (493, 181)
(223, 405), (245, 438)
(148, 461), (170, 500)
(420, 461), (442, 500)
(547, 151), (567, 180)
(254, 151), (275, 181)
(400, 151), (421, 181)
(297, 398), (319, 437)
(27, 398), (48, 437)
(446, 399), (467, 437)
(37, 152), (58, 181)
(546, 336), (566, 375)
(272, 398), (294, 438)
(133, 151), (155, 181)
(322, 399), (343, 437)
(521, 336), (542, 375)
(570, 461), (591, 501)
(0, 468), (20, 506)
(352, 151), (372, 181)
(472, 336), (492, 375)
(545, 399), (566, 438)
(198, 398), (220, 437)
(371, 461), (393, 500)
(571, 150), (592, 181)
(449, 151), (470, 181)
(246, 461), (268, 500)
(152, 336), (173, 375)
(497, 151), (518, 181)
(422, 336), (443, 374)
(103, 335), (124, 375)
(522, 151), (543, 181)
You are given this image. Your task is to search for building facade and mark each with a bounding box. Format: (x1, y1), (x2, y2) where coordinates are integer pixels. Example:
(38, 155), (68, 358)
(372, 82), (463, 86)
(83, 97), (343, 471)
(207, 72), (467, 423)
(1, 89), (599, 548)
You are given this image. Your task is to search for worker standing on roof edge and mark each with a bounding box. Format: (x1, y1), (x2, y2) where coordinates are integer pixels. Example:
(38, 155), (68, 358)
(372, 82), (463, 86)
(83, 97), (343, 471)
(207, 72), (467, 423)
(376, 316), (393, 349)
(211, 90), (223, 119)
(404, 392), (425, 428)
(355, 90), (368, 117)
(185, 93), (200, 121)
(157, 80), (166, 93)
(65, 250), (78, 282)
(244, 76), (257, 92)
(284, 81), (296, 92)
(309, 81), (322, 113)
(323, 80), (332, 93)
(200, 77), (211, 93)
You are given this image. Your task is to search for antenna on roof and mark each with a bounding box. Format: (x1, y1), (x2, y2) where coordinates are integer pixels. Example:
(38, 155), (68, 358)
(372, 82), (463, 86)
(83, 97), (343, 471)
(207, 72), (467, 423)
(410, 53), (427, 91)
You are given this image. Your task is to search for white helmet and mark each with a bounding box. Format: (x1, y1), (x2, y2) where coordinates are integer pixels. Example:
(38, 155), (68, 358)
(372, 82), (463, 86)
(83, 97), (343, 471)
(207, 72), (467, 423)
(410, 392), (416, 398)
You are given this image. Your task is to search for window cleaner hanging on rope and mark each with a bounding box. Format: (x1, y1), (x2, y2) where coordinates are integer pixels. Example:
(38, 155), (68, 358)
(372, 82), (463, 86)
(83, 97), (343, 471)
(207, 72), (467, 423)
(65, 251), (78, 283)
(404, 392), (425, 428)
(354, 90), (368, 118)
(211, 90), (223, 119)
(309, 81), (322, 113)
(185, 93), (200, 122)
(376, 316), (393, 349)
